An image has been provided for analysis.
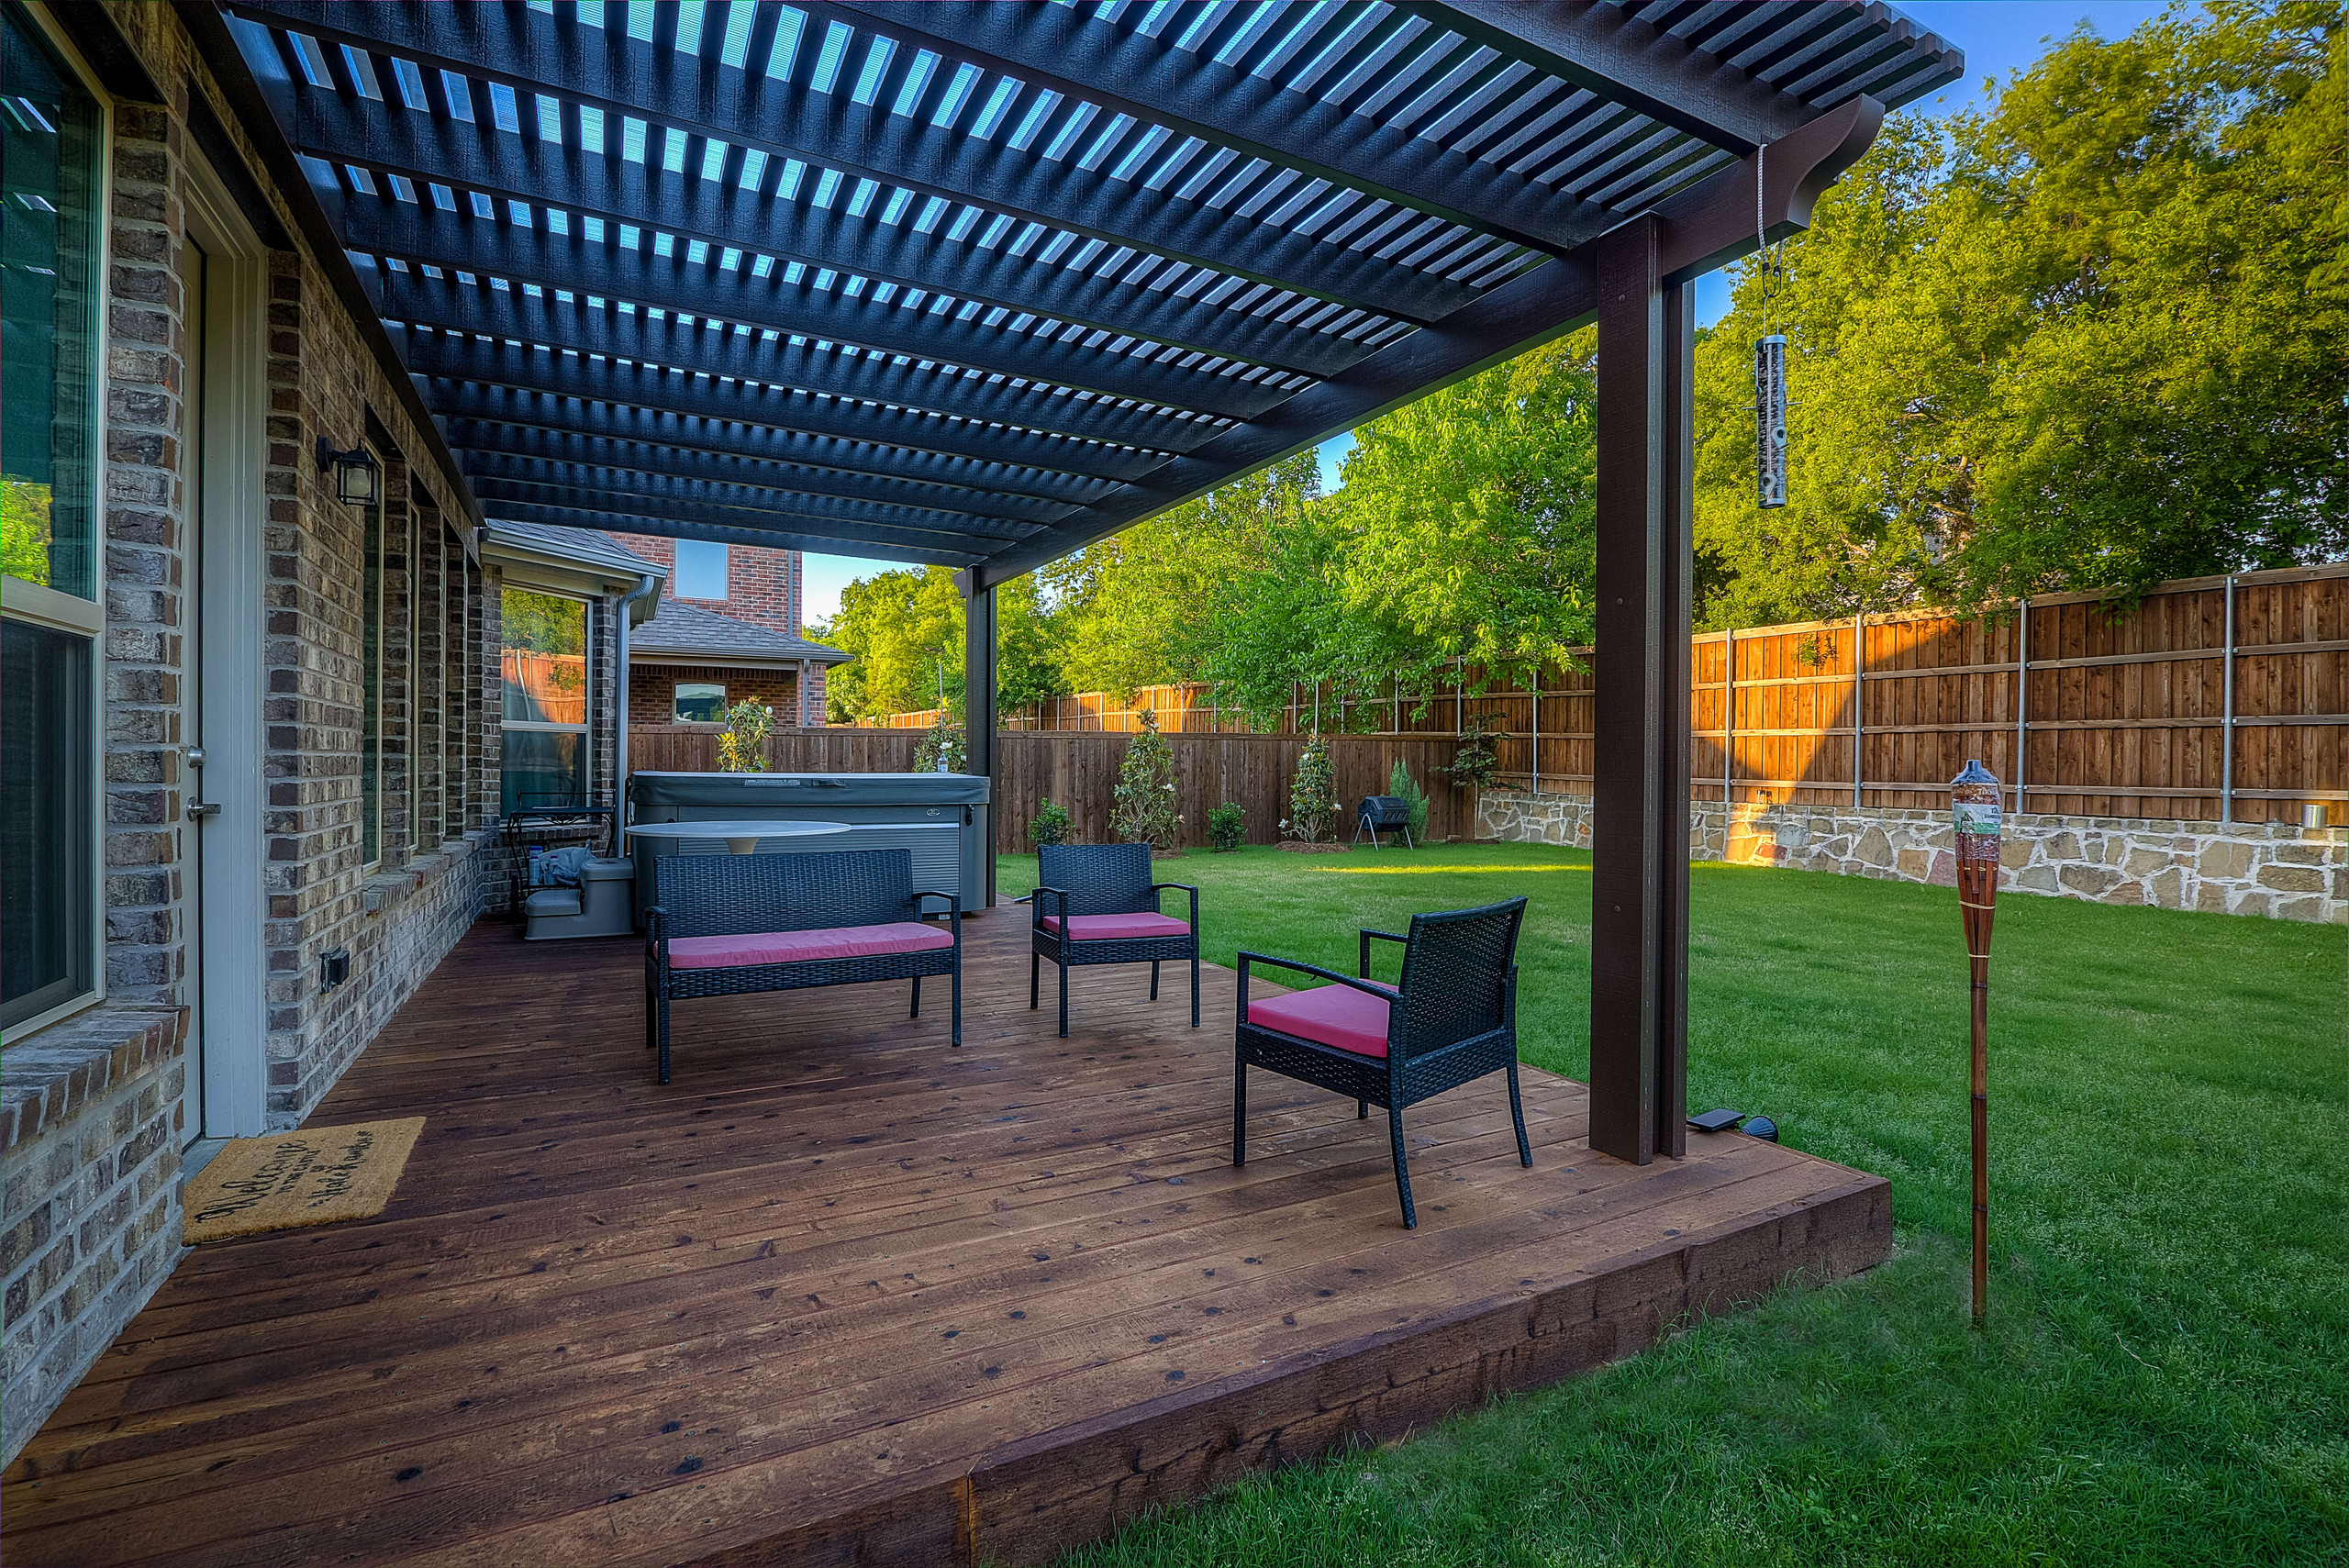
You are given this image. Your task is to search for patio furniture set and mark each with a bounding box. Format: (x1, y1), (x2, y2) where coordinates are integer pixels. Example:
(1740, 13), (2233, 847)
(643, 840), (1531, 1227)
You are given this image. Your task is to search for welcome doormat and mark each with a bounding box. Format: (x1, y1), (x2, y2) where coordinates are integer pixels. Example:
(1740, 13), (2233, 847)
(182, 1118), (426, 1244)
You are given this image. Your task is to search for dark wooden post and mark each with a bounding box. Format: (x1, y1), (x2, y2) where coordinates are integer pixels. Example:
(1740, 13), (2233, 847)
(1589, 216), (1692, 1165)
(963, 582), (998, 908)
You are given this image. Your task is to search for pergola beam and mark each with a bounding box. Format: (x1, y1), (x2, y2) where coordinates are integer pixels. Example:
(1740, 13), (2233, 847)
(291, 85), (1374, 380)
(236, 1), (1475, 323)
(476, 500), (982, 566)
(347, 201), (1284, 421)
(379, 271), (1224, 455)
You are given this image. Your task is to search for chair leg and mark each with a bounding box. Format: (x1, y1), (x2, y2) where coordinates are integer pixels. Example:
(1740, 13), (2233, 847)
(1058, 958), (1070, 1038)
(1387, 1104), (1416, 1229)
(1232, 1061), (1248, 1167)
(1507, 1062), (1531, 1167)
(1150, 959), (1161, 1001)
(1030, 951), (1040, 1010)
(910, 974), (921, 1018)
(951, 962), (962, 1048)
(1357, 1098), (1368, 1119)
(656, 990), (673, 1086)
(1190, 952), (1200, 1029)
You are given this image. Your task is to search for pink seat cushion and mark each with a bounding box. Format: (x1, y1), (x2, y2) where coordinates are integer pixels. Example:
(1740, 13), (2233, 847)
(1246, 981), (1395, 1059)
(1039, 912), (1192, 941)
(668, 922), (952, 969)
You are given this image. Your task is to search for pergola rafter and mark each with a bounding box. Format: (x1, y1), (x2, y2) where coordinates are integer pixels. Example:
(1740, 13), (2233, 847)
(204, 0), (1961, 1165)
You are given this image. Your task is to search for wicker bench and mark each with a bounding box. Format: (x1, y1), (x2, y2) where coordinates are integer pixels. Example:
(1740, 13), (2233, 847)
(645, 849), (961, 1084)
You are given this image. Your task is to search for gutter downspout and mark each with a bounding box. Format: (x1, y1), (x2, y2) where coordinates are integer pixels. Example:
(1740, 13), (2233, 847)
(615, 573), (659, 830)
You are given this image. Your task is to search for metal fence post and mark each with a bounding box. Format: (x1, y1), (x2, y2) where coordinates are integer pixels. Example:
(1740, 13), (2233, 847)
(2220, 575), (2235, 823)
(1531, 663), (1542, 794)
(2013, 597), (2029, 813)
(1723, 627), (1736, 809)
(1852, 612), (1865, 809)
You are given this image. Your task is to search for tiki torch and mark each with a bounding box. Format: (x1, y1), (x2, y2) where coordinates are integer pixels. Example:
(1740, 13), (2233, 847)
(1951, 760), (2001, 1324)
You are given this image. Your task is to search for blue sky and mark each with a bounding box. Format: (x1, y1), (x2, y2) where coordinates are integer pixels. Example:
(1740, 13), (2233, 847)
(801, 2), (2174, 624)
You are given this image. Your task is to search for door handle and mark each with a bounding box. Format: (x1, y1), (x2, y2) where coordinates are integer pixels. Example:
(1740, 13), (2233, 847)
(188, 801), (221, 819)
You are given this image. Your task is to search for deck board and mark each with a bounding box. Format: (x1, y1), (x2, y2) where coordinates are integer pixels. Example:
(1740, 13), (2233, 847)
(4, 913), (1888, 1566)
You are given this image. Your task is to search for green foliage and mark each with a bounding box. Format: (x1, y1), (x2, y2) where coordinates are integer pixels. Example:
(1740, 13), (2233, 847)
(1284, 738), (1339, 843)
(1695, 3), (2346, 625)
(1207, 800), (1246, 852)
(817, 566), (1067, 724)
(993, 842), (2349, 1568)
(1109, 710), (1181, 848)
(1027, 798), (1072, 850)
(2, 476), (53, 584)
(715, 698), (769, 773)
(1443, 711), (1505, 790)
(1386, 759), (1429, 840)
(911, 713), (965, 773)
(500, 588), (585, 654)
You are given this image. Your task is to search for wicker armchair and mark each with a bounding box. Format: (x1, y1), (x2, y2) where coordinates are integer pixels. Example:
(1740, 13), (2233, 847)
(645, 849), (960, 1084)
(1030, 842), (1199, 1038)
(1233, 897), (1529, 1228)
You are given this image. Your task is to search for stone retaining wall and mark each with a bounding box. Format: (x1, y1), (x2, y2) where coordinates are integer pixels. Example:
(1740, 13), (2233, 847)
(1475, 790), (2346, 924)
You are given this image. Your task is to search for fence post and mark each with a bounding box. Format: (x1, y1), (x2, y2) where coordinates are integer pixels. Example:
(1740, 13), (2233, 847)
(1723, 627), (1735, 809)
(1531, 663), (1542, 794)
(2013, 597), (2029, 814)
(2220, 575), (2235, 823)
(1851, 612), (1865, 810)
(1454, 658), (1464, 737)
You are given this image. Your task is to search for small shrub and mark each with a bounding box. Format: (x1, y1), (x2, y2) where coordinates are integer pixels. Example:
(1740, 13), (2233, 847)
(1029, 799), (1073, 850)
(1111, 710), (1183, 848)
(717, 699), (771, 773)
(1795, 631), (1838, 669)
(913, 713), (965, 773)
(1208, 801), (1246, 852)
(1287, 737), (1340, 842)
(1387, 759), (1429, 840)
(1445, 711), (1504, 790)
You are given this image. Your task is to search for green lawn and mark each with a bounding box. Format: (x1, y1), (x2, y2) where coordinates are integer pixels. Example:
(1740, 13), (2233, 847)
(996, 842), (2348, 1568)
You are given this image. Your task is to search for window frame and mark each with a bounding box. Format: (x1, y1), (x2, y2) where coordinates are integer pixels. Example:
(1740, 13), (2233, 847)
(673, 679), (727, 724)
(1, 1), (112, 1044)
(359, 447), (385, 871)
(498, 585), (594, 813)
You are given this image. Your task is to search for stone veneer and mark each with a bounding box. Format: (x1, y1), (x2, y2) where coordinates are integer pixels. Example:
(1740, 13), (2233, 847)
(1475, 789), (2346, 925)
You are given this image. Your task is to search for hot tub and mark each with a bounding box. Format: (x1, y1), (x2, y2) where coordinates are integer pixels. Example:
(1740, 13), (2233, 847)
(625, 771), (992, 925)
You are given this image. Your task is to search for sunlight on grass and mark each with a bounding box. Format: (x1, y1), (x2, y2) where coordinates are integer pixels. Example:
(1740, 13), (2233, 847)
(996, 841), (2349, 1567)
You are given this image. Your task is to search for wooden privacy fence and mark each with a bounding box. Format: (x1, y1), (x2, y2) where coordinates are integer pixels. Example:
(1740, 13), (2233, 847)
(626, 728), (1468, 852)
(867, 563), (2345, 825)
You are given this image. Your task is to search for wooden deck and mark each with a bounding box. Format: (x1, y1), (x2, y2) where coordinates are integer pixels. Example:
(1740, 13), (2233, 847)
(4, 913), (1888, 1567)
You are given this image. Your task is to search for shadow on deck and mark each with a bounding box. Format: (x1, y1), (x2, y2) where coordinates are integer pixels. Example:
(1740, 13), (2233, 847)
(4, 912), (1888, 1566)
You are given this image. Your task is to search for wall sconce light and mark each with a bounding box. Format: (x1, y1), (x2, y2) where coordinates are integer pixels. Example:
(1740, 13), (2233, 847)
(317, 439), (382, 506)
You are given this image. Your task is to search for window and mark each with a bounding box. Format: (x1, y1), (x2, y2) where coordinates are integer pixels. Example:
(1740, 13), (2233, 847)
(3, 7), (106, 1036)
(674, 539), (728, 600)
(360, 471), (384, 865)
(501, 588), (589, 812)
(674, 680), (726, 723)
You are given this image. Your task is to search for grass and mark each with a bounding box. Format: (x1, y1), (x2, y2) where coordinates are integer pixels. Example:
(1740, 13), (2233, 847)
(996, 841), (2349, 1567)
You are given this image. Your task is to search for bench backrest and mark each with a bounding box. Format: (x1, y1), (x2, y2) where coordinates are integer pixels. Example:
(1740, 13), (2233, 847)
(1036, 842), (1155, 916)
(653, 850), (914, 939)
(1394, 897), (1526, 1057)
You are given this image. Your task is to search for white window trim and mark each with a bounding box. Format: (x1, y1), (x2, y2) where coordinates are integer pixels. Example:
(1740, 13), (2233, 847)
(360, 444), (387, 873)
(500, 587), (595, 807)
(2, 2), (114, 1046)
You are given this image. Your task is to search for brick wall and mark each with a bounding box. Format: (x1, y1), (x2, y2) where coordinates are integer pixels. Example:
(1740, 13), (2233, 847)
(628, 662), (803, 731)
(0, 4), (504, 1462)
(609, 533), (803, 636)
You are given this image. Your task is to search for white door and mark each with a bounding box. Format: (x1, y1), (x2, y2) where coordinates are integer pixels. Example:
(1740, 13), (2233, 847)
(184, 170), (267, 1141)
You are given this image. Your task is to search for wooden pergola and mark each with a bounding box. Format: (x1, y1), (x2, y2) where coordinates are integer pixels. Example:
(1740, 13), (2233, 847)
(200, 0), (1960, 1163)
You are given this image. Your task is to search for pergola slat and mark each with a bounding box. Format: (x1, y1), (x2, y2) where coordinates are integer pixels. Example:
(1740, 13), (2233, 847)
(290, 85), (1376, 380)
(380, 272), (1219, 454)
(236, 1), (1484, 323)
(476, 499), (979, 565)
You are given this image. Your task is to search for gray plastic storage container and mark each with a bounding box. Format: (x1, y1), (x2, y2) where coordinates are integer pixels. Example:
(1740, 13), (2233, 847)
(625, 772), (991, 926)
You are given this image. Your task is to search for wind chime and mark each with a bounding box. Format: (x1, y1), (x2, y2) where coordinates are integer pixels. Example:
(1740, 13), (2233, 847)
(1753, 150), (1789, 509)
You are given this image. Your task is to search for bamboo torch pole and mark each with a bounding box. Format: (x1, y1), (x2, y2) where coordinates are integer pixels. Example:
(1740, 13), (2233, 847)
(1951, 760), (2002, 1325)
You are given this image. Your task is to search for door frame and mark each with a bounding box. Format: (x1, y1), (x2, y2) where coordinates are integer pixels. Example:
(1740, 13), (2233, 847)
(184, 151), (268, 1140)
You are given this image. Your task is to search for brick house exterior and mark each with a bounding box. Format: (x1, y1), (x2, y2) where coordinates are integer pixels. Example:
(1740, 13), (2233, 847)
(0, 5), (657, 1458)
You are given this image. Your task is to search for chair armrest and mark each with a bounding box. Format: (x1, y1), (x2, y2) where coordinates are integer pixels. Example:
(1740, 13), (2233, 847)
(1150, 882), (1200, 929)
(1359, 928), (1407, 977)
(910, 890), (961, 919)
(1030, 884), (1071, 930)
(1237, 951), (1395, 999)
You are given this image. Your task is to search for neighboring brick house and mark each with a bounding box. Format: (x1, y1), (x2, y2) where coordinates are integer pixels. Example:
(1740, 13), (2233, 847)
(605, 534), (849, 737)
(0, 6), (659, 1458)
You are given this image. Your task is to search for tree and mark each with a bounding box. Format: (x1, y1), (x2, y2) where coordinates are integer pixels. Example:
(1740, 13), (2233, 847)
(1694, 2), (2346, 626)
(1109, 709), (1181, 848)
(815, 565), (1067, 724)
(1285, 737), (1339, 843)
